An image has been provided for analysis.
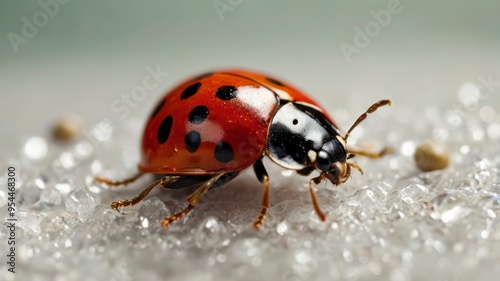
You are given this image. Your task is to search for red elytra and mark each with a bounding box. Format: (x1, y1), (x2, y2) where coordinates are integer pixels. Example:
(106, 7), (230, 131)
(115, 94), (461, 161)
(140, 70), (337, 174)
(96, 69), (391, 229)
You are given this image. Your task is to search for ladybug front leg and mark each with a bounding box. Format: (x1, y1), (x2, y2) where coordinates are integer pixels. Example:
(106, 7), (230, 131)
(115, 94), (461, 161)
(309, 174), (327, 222)
(252, 158), (270, 230)
(161, 173), (224, 229)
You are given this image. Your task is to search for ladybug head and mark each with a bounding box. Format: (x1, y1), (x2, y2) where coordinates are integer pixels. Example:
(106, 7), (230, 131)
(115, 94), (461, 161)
(313, 136), (355, 186)
(321, 99), (393, 185)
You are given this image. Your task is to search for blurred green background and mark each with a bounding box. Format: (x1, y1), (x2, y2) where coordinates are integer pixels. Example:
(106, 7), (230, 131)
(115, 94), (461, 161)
(1, 0), (499, 158)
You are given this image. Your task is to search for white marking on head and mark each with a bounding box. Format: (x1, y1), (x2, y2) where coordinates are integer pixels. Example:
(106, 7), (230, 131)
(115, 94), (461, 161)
(307, 150), (317, 162)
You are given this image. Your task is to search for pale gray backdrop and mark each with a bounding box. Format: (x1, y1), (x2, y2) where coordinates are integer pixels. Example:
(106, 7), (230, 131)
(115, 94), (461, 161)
(1, 0), (500, 158)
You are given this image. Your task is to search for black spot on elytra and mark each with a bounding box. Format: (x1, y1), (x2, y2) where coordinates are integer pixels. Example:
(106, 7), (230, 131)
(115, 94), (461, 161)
(157, 116), (173, 144)
(292, 119), (298, 125)
(214, 141), (234, 162)
(193, 72), (214, 80)
(188, 106), (209, 125)
(266, 77), (284, 86)
(184, 131), (201, 153)
(181, 82), (201, 100)
(215, 85), (238, 100)
(150, 98), (166, 119)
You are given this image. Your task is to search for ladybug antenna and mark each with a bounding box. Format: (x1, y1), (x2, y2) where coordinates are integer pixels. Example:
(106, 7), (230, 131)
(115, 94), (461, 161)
(343, 100), (391, 143)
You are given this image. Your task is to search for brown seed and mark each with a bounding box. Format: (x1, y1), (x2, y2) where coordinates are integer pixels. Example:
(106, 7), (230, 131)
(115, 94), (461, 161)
(414, 139), (449, 172)
(52, 113), (85, 142)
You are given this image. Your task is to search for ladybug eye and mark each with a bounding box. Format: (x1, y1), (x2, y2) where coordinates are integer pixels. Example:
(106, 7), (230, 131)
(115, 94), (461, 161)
(316, 150), (331, 172)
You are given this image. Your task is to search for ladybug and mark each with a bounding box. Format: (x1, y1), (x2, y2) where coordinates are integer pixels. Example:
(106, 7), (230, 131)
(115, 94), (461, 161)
(96, 69), (391, 229)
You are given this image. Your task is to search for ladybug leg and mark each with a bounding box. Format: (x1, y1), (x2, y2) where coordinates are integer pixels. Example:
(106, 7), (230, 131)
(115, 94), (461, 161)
(309, 174), (327, 221)
(110, 176), (180, 210)
(161, 173), (224, 229)
(252, 158), (270, 230)
(347, 146), (393, 159)
(95, 172), (144, 186)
